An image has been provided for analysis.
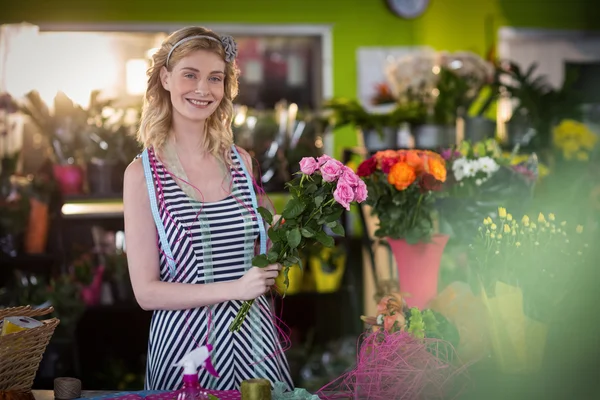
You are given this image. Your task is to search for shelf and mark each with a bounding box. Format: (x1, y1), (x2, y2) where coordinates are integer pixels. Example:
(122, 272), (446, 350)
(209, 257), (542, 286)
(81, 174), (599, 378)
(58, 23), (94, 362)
(61, 200), (124, 219)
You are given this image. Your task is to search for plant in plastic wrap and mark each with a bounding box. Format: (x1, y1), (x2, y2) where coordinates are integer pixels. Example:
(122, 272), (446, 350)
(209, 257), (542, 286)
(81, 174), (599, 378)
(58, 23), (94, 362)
(469, 208), (589, 323)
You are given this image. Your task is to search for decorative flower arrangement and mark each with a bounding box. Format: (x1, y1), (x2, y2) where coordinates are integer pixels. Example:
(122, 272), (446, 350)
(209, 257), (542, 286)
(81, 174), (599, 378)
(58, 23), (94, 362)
(357, 149), (446, 243)
(360, 293), (459, 344)
(552, 119), (597, 162)
(469, 207), (588, 321)
(321, 293), (467, 400)
(229, 155), (367, 332)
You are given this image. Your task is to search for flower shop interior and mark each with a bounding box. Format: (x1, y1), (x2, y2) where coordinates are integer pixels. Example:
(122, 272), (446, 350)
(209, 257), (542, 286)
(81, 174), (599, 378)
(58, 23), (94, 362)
(1, 0), (600, 399)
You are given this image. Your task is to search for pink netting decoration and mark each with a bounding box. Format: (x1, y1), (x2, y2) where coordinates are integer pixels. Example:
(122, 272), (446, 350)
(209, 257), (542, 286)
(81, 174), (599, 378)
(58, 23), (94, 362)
(105, 390), (241, 400)
(318, 330), (471, 400)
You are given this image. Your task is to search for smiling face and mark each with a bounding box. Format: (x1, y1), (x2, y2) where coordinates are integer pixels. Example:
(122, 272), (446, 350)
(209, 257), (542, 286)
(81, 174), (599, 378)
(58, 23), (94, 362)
(160, 49), (226, 124)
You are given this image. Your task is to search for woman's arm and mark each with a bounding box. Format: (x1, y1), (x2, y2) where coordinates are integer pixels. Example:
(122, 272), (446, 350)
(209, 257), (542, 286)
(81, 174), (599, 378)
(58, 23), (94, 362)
(123, 159), (278, 311)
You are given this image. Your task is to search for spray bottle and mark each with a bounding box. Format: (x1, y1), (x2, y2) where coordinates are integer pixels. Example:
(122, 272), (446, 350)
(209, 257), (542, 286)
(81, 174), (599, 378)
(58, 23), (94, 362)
(174, 344), (220, 400)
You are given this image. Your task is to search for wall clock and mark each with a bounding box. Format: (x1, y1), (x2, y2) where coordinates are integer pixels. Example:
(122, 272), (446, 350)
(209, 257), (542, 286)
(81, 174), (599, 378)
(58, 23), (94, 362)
(386, 0), (430, 19)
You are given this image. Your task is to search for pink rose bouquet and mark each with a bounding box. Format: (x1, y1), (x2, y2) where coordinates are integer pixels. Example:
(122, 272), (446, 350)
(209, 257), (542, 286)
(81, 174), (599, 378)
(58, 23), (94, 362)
(229, 155), (367, 331)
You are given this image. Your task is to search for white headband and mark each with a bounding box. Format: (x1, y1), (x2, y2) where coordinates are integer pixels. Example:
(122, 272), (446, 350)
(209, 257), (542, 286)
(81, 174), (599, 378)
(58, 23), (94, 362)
(165, 34), (238, 67)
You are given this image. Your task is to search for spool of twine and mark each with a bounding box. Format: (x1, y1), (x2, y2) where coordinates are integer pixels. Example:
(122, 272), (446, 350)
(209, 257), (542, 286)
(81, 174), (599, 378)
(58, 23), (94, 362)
(54, 377), (82, 400)
(240, 378), (271, 400)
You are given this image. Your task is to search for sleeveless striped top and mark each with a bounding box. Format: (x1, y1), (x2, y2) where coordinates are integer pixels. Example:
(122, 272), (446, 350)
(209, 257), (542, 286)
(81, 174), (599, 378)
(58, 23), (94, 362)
(141, 146), (293, 391)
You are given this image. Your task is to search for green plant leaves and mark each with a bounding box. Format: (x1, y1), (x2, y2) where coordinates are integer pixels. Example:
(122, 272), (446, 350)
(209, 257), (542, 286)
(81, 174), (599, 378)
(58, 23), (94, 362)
(252, 254), (270, 268)
(282, 198), (306, 220)
(257, 206), (273, 225)
(287, 228), (302, 248)
(315, 230), (335, 248)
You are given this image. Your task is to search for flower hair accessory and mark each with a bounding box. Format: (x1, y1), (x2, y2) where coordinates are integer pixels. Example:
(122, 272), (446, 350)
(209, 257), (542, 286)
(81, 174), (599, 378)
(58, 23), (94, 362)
(166, 34), (238, 66)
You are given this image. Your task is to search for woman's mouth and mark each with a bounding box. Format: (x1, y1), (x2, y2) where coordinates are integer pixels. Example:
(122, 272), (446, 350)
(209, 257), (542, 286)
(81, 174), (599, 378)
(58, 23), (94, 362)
(186, 99), (213, 108)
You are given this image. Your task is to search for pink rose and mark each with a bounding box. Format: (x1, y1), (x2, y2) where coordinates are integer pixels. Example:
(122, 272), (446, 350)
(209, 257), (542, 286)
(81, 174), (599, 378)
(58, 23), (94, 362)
(333, 182), (355, 210)
(320, 160), (344, 182)
(317, 154), (333, 166)
(339, 166), (360, 187)
(354, 179), (368, 203)
(299, 157), (319, 175)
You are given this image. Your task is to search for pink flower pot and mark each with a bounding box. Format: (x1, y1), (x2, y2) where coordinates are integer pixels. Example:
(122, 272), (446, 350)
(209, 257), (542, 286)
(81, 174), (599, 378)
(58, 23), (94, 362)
(387, 234), (449, 309)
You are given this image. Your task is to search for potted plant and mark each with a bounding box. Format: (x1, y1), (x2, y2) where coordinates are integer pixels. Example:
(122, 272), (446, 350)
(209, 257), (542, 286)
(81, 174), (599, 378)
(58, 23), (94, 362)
(357, 149), (448, 308)
(84, 97), (141, 195)
(18, 91), (91, 195)
(386, 51), (495, 149)
(498, 61), (582, 150)
(323, 97), (425, 151)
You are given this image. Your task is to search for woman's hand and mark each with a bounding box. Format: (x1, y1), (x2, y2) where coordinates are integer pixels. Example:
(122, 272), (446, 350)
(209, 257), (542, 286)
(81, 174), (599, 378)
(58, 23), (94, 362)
(235, 264), (281, 301)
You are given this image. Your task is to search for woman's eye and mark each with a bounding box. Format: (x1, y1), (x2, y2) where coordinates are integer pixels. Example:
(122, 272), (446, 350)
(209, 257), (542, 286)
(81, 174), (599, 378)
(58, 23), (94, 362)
(209, 76), (223, 82)
(184, 73), (195, 79)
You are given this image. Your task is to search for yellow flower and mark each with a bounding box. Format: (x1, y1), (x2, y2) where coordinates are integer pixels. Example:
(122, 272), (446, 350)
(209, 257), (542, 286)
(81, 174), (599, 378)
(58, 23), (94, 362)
(490, 233), (496, 239)
(491, 223), (497, 230)
(515, 242), (521, 247)
(498, 207), (507, 219)
(507, 214), (513, 221)
(512, 230), (517, 236)
(483, 217), (492, 225)
(576, 225), (584, 234)
(538, 213), (546, 223)
(522, 215), (530, 226)
(503, 224), (511, 234)
(561, 221), (567, 227)
(548, 213), (555, 221)
(530, 222), (537, 229)
(497, 234), (503, 239)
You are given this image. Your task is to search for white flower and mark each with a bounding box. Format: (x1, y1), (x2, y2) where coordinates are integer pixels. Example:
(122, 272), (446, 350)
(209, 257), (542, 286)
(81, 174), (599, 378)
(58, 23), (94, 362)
(476, 156), (500, 176)
(452, 157), (478, 181)
(475, 178), (483, 186)
(376, 314), (384, 325)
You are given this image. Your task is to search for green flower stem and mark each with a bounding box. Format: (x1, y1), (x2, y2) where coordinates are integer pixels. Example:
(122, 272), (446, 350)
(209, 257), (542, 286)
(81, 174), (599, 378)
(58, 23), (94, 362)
(410, 194), (424, 230)
(229, 298), (255, 332)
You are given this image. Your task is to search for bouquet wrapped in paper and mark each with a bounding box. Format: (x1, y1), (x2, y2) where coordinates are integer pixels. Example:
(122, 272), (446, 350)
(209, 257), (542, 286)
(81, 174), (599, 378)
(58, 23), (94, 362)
(467, 207), (589, 372)
(480, 281), (547, 374)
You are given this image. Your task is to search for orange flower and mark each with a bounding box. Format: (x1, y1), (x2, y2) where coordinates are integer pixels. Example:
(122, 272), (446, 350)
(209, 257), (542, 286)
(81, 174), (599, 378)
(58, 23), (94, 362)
(375, 150), (400, 162)
(388, 162), (416, 190)
(405, 151), (424, 172)
(426, 157), (447, 182)
(383, 313), (406, 332)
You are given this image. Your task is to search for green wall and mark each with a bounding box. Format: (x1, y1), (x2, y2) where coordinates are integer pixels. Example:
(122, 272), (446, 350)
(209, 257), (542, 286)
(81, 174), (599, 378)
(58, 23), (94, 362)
(3, 0), (598, 155)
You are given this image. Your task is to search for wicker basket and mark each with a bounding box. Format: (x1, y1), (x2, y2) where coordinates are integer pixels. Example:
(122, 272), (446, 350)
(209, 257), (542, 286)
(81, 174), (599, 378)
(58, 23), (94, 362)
(0, 306), (60, 392)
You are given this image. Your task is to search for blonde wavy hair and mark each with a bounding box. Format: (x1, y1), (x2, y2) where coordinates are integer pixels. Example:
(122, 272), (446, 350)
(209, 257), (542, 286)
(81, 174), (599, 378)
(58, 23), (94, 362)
(138, 26), (239, 162)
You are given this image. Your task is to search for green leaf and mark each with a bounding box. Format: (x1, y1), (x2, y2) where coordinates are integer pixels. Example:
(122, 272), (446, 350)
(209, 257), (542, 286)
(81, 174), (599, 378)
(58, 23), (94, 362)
(323, 208), (344, 223)
(305, 183), (318, 194)
(285, 255), (301, 265)
(267, 250), (279, 263)
(268, 228), (285, 243)
(287, 228), (302, 248)
(257, 206), (273, 225)
(315, 230), (335, 248)
(282, 198), (306, 220)
(301, 228), (315, 238)
(252, 254), (270, 267)
(331, 223), (345, 236)
(314, 195), (324, 207)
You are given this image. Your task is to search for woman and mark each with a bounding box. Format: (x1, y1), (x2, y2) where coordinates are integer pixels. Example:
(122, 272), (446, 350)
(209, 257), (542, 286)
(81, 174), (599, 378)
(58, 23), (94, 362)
(123, 26), (293, 391)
